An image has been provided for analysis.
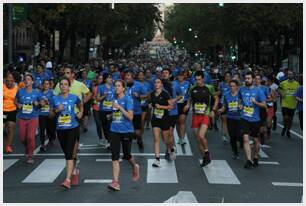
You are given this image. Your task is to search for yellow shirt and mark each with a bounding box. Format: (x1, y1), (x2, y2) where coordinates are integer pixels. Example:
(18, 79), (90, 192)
(279, 80), (300, 109)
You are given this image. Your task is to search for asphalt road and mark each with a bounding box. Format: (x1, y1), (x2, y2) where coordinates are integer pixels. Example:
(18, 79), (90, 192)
(3, 110), (303, 203)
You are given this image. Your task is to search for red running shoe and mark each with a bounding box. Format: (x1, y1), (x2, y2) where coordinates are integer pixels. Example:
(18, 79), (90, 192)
(61, 179), (71, 189)
(71, 169), (79, 186)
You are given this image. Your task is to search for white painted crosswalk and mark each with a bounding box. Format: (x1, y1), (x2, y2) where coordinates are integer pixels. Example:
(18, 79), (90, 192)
(4, 159), (19, 172)
(22, 159), (66, 183)
(147, 159), (178, 183)
(174, 129), (193, 156)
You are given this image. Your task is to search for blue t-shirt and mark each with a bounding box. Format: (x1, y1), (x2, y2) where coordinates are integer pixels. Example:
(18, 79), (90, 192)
(145, 78), (155, 92)
(238, 86), (266, 122)
(110, 95), (134, 133)
(223, 92), (241, 120)
(126, 81), (147, 115)
(38, 89), (54, 116)
(139, 81), (150, 107)
(219, 82), (231, 104)
(191, 70), (212, 85)
(16, 88), (40, 119)
(51, 94), (81, 130)
(83, 79), (92, 90)
(33, 71), (52, 89)
(168, 81), (180, 116)
(112, 71), (121, 81)
(175, 80), (190, 104)
(98, 84), (115, 111)
(257, 85), (270, 99)
(296, 86), (303, 111)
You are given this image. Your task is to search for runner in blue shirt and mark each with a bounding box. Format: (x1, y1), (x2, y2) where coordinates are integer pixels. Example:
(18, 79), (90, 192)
(15, 74), (40, 164)
(33, 64), (52, 90)
(49, 77), (83, 190)
(125, 70), (148, 153)
(218, 79), (242, 160)
(38, 79), (55, 152)
(175, 70), (190, 145)
(238, 71), (266, 169)
(96, 73), (115, 148)
(108, 79), (140, 191)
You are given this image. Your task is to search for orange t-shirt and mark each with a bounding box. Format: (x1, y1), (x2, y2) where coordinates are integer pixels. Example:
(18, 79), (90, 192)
(3, 83), (18, 112)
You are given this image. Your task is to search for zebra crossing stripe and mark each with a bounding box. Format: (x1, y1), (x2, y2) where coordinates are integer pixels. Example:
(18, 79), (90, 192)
(147, 159), (178, 183)
(174, 129), (193, 156)
(201, 160), (241, 185)
(4, 159), (19, 172)
(272, 182), (303, 187)
(259, 149), (268, 158)
(84, 179), (112, 183)
(22, 159), (66, 183)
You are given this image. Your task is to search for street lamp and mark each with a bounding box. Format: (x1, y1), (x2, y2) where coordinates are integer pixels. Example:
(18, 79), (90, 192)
(188, 28), (192, 32)
(194, 35), (198, 39)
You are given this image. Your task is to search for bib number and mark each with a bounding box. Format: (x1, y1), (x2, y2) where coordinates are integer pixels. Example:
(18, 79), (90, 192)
(194, 103), (206, 114)
(22, 104), (33, 114)
(154, 108), (164, 119)
(177, 96), (185, 103)
(243, 106), (254, 117)
(228, 101), (238, 112)
(58, 115), (72, 127)
(41, 105), (50, 113)
(103, 100), (112, 109)
(113, 111), (122, 122)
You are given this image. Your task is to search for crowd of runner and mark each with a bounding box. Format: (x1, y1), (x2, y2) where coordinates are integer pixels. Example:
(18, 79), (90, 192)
(3, 57), (303, 191)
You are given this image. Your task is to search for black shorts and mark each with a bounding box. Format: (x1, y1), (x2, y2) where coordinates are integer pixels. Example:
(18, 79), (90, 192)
(177, 102), (189, 116)
(133, 115), (142, 130)
(141, 105), (149, 113)
(259, 108), (267, 126)
(241, 119), (261, 138)
(168, 115), (178, 128)
(3, 110), (17, 123)
(110, 132), (133, 161)
(57, 127), (79, 160)
(83, 99), (93, 116)
(151, 117), (170, 131)
(282, 107), (295, 118)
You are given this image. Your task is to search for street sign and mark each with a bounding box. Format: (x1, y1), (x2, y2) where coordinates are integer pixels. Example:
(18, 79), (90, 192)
(12, 4), (28, 23)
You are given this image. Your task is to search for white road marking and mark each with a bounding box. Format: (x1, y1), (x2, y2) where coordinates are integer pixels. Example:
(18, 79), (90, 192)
(84, 179), (112, 183)
(259, 149), (268, 158)
(96, 159), (122, 162)
(272, 182), (303, 187)
(201, 160), (240, 185)
(4, 159), (19, 172)
(260, 144), (271, 148)
(258, 161), (280, 165)
(147, 159), (178, 183)
(174, 128), (193, 156)
(164, 191), (198, 203)
(277, 123), (303, 139)
(22, 159), (66, 183)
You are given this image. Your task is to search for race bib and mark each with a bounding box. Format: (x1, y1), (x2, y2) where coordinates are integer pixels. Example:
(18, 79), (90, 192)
(267, 102), (273, 107)
(113, 111), (122, 122)
(194, 103), (207, 114)
(3, 114), (7, 120)
(177, 96), (185, 103)
(58, 115), (72, 127)
(243, 106), (254, 117)
(103, 100), (112, 109)
(228, 101), (238, 112)
(41, 105), (50, 113)
(154, 108), (164, 119)
(22, 104), (33, 114)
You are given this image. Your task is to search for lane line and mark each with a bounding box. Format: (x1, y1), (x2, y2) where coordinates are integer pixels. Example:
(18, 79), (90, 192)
(200, 160), (241, 185)
(259, 149), (268, 158)
(4, 159), (19, 172)
(147, 159), (178, 183)
(260, 144), (271, 149)
(173, 128), (193, 156)
(84, 179), (112, 183)
(96, 159), (122, 162)
(277, 123), (303, 139)
(22, 159), (66, 183)
(258, 161), (280, 165)
(272, 182), (303, 187)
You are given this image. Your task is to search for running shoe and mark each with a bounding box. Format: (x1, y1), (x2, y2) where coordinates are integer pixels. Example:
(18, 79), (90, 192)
(83, 128), (88, 133)
(165, 151), (170, 161)
(137, 141), (144, 153)
(98, 138), (106, 147)
(108, 180), (120, 191)
(40, 145), (46, 152)
(152, 159), (161, 167)
(26, 158), (34, 164)
(253, 158), (259, 167)
(281, 127), (286, 136)
(177, 138), (183, 145)
(232, 154), (239, 160)
(5, 145), (13, 154)
(132, 164), (140, 181)
(181, 138), (187, 145)
(244, 160), (253, 169)
(200, 152), (211, 167)
(71, 169), (79, 185)
(61, 179), (71, 189)
(286, 130), (291, 138)
(170, 149), (176, 161)
(222, 136), (228, 144)
(249, 140), (254, 145)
